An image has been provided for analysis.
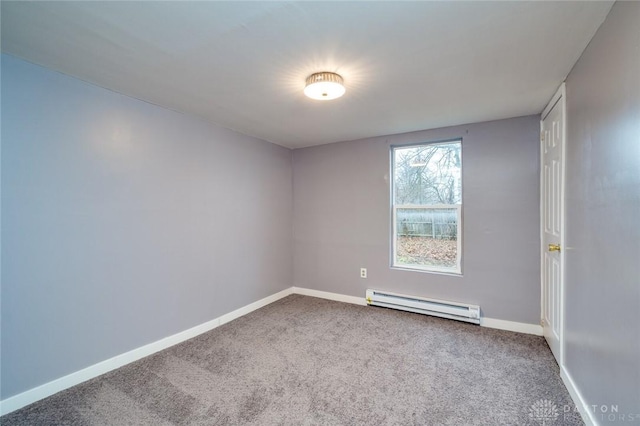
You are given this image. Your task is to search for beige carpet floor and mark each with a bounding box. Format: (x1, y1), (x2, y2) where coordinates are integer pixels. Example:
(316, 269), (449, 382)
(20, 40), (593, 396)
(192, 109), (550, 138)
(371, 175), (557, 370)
(1, 294), (582, 425)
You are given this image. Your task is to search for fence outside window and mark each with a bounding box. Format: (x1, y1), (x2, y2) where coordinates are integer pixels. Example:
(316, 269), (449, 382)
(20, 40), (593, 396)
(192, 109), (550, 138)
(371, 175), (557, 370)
(396, 206), (458, 239)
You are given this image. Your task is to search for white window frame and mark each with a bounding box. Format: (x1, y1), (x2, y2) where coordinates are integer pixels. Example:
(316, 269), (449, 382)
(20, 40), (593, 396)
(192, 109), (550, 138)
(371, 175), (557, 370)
(391, 142), (463, 275)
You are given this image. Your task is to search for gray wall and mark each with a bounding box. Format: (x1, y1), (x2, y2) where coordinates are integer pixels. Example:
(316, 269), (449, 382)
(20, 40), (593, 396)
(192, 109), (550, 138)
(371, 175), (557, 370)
(564, 1), (640, 417)
(1, 54), (293, 399)
(293, 116), (541, 323)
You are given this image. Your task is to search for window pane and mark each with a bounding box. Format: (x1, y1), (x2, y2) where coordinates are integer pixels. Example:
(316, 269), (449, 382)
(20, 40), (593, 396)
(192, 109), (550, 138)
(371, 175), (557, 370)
(393, 143), (461, 205)
(395, 207), (459, 269)
(392, 141), (462, 274)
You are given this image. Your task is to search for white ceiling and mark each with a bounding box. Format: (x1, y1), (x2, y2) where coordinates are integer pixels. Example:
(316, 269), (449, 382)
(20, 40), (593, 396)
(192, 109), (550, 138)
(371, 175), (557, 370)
(1, 1), (613, 149)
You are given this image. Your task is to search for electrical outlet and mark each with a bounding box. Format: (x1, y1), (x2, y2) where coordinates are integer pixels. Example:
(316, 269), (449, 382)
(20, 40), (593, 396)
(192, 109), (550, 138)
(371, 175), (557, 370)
(360, 268), (367, 278)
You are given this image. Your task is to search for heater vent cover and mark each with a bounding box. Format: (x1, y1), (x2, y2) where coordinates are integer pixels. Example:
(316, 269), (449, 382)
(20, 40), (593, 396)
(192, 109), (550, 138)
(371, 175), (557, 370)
(366, 289), (480, 324)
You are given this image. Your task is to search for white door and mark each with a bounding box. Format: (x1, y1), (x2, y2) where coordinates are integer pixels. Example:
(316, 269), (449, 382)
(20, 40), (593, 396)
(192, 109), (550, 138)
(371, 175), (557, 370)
(541, 84), (565, 364)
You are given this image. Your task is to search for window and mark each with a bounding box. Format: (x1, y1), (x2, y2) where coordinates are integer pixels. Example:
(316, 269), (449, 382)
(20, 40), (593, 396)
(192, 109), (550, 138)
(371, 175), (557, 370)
(392, 140), (462, 274)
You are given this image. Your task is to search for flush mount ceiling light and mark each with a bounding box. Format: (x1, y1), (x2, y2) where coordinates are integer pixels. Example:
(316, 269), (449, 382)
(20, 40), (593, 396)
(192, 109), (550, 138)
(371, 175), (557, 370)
(304, 72), (345, 100)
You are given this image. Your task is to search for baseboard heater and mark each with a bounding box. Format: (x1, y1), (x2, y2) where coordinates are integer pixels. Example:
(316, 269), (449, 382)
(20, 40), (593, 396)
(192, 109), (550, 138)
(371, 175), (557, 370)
(365, 289), (480, 325)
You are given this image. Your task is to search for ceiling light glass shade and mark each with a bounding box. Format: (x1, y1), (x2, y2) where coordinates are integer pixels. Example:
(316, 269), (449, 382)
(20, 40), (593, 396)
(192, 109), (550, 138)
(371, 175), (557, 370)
(304, 72), (345, 100)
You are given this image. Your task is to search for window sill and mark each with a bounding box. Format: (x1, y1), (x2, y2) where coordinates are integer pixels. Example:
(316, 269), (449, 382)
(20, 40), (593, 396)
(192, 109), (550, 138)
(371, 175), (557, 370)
(390, 265), (463, 277)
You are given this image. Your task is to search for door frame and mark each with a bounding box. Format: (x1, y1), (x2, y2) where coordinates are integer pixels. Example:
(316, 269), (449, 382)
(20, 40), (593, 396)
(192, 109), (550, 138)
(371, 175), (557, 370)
(540, 83), (566, 366)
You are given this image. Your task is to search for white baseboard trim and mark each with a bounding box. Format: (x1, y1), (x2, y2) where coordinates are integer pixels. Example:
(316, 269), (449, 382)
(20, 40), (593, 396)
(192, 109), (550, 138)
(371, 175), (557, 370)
(291, 287), (367, 306)
(0, 287), (293, 416)
(480, 317), (543, 336)
(292, 287), (542, 336)
(561, 365), (597, 426)
(218, 287), (294, 326)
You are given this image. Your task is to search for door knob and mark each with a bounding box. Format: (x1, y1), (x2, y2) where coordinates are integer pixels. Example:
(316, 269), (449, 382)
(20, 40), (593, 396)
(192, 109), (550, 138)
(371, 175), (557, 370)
(548, 243), (561, 252)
